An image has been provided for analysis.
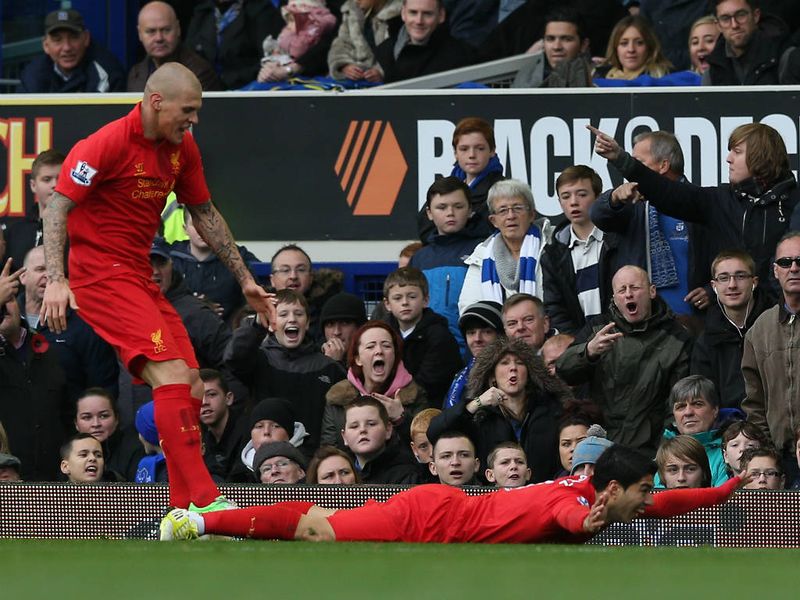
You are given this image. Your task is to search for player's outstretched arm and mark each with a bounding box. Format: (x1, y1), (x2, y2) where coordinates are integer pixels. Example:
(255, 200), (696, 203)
(186, 201), (276, 324)
(644, 476), (745, 519)
(40, 192), (79, 334)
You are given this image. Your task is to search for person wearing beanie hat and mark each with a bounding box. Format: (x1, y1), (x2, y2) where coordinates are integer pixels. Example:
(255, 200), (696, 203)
(443, 300), (504, 409)
(19, 8), (126, 93)
(320, 292), (367, 364)
(570, 424), (614, 477)
(253, 441), (307, 484)
(134, 402), (168, 484)
(231, 398), (310, 482)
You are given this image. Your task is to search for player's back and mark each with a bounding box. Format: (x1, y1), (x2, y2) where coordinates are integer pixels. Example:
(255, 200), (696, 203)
(457, 476), (597, 543)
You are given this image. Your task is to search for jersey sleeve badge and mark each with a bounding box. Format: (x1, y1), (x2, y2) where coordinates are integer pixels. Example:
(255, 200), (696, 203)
(70, 160), (98, 186)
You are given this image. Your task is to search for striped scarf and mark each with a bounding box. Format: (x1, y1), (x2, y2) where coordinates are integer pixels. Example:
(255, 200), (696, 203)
(480, 224), (541, 302)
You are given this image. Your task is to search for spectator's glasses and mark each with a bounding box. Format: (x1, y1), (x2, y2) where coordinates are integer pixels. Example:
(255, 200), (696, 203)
(273, 266), (310, 276)
(716, 9), (752, 27)
(774, 256), (800, 269)
(260, 460), (295, 473)
(492, 204), (529, 217)
(749, 469), (782, 479)
(712, 272), (753, 283)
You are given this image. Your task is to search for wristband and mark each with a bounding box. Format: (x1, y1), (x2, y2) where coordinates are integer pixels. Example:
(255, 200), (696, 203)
(475, 396), (482, 408)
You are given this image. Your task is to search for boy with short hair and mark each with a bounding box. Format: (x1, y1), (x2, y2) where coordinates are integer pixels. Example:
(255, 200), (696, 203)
(60, 433), (105, 484)
(3, 149), (66, 269)
(540, 165), (617, 335)
(383, 266), (463, 406)
(341, 396), (419, 485)
(411, 177), (484, 352)
(429, 431), (480, 486)
(740, 447), (785, 490)
(485, 442), (531, 488)
(409, 408), (440, 464)
(226, 288), (345, 456)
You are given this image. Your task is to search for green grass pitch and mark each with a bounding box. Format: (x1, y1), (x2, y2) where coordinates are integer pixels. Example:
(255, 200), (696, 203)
(3, 540), (798, 599)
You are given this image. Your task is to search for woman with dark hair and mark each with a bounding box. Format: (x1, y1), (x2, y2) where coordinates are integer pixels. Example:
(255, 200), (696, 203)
(655, 435), (712, 489)
(593, 121), (800, 297)
(321, 321), (426, 447)
(428, 337), (572, 483)
(595, 15), (673, 80)
(74, 388), (143, 481)
(306, 445), (360, 484)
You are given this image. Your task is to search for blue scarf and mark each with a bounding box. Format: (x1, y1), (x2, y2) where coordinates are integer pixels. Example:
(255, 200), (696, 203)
(451, 155), (504, 189)
(480, 224), (541, 302)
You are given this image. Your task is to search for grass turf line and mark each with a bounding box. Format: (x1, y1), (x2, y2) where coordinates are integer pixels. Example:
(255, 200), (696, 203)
(2, 540), (798, 599)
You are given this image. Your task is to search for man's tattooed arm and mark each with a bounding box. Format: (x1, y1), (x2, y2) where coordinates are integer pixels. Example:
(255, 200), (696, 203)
(185, 201), (252, 285)
(43, 192), (76, 282)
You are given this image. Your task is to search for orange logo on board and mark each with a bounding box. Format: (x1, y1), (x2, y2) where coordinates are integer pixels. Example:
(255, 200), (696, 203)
(151, 329), (167, 354)
(334, 121), (407, 216)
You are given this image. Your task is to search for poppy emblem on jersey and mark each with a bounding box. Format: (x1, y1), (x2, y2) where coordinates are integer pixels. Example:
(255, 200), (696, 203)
(334, 120), (407, 216)
(151, 329), (167, 354)
(134, 162), (146, 176)
(70, 160), (98, 186)
(170, 151), (181, 175)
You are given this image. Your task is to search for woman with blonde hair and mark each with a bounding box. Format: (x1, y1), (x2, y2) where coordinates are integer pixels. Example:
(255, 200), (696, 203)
(597, 15), (672, 80)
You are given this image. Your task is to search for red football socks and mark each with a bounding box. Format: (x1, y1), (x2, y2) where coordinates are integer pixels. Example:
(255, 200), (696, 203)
(153, 383), (219, 508)
(203, 504), (306, 540)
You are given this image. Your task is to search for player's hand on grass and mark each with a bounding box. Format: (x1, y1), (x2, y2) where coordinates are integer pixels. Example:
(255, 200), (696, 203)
(40, 278), (78, 334)
(583, 490), (610, 534)
(0, 258), (25, 304)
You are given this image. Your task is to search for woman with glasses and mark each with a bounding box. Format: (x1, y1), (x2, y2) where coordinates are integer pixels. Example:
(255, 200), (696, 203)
(592, 122), (800, 300)
(458, 179), (555, 313)
(691, 250), (773, 408)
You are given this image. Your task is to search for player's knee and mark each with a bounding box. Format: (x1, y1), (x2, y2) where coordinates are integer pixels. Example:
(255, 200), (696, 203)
(142, 359), (192, 388)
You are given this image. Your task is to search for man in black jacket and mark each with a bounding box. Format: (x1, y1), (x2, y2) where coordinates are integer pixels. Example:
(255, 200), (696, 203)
(18, 9), (125, 93)
(703, 0), (800, 85)
(375, 0), (476, 83)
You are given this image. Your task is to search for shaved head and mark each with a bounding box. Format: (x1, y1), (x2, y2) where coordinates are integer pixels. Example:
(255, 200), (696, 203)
(144, 62), (201, 100)
(612, 265), (649, 289)
(137, 2), (181, 64)
(139, 0), (176, 23)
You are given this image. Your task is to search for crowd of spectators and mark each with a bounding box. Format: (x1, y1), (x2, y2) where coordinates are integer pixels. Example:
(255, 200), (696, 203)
(2, 1), (800, 506)
(10, 0), (800, 92)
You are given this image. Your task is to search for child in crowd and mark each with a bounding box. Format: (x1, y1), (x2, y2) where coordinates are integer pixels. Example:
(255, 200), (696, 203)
(226, 289), (344, 455)
(134, 402), (167, 483)
(383, 266), (463, 406)
(0, 453), (22, 482)
(540, 165), (615, 336)
(233, 397), (308, 482)
(257, 0), (337, 82)
(411, 177), (484, 353)
(341, 396), (420, 484)
(721, 420), (767, 478)
(409, 408), (439, 465)
(655, 435), (712, 489)
(443, 300), (504, 409)
(428, 431), (480, 486)
(741, 447), (785, 491)
(485, 442), (531, 488)
(60, 433), (105, 484)
(306, 446), (359, 484)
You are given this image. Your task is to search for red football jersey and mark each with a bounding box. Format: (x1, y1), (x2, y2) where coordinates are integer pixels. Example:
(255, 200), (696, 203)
(55, 103), (210, 287)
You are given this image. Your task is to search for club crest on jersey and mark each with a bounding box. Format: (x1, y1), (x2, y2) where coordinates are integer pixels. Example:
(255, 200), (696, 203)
(170, 151), (181, 175)
(151, 329), (167, 354)
(70, 160), (98, 186)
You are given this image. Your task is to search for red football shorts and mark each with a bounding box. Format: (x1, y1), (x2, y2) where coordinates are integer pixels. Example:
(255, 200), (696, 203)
(328, 484), (469, 543)
(72, 273), (198, 378)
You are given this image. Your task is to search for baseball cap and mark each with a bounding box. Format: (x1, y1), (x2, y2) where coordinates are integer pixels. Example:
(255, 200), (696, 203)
(44, 9), (85, 35)
(150, 237), (171, 260)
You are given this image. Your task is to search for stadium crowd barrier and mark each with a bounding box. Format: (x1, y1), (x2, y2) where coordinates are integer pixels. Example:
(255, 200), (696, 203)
(1, 483), (797, 546)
